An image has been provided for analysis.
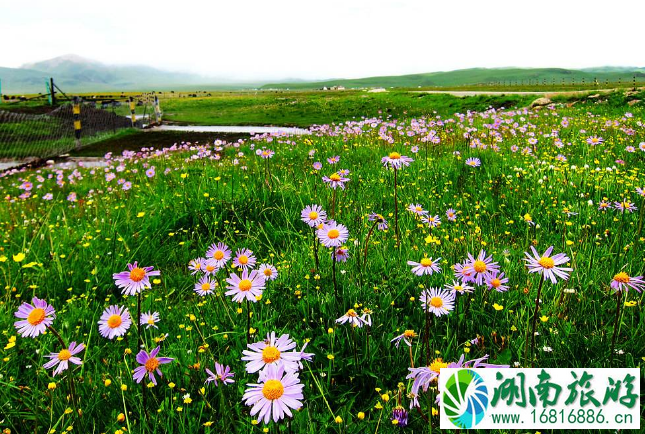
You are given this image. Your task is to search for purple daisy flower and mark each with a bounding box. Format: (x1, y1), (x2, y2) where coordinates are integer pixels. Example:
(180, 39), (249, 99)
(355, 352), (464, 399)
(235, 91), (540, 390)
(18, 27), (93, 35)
(381, 152), (413, 170)
(420, 287), (455, 317)
(205, 242), (232, 268)
(317, 221), (349, 248)
(484, 271), (510, 292)
(113, 262), (160, 296)
(465, 250), (500, 285)
(523, 246), (572, 284)
(233, 248), (256, 270)
(43, 342), (85, 376)
(407, 257), (442, 276)
(205, 362), (235, 386)
(194, 275), (216, 296)
(224, 269), (266, 303)
(14, 297), (56, 338)
(610, 271), (645, 293)
(98, 305), (132, 339)
(242, 364), (304, 425)
(301, 204), (327, 228)
(322, 171), (350, 190)
(133, 346), (173, 385)
(258, 263), (278, 281)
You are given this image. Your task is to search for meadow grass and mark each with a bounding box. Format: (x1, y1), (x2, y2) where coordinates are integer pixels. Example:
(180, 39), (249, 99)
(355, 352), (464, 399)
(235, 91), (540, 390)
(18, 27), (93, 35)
(0, 101), (644, 433)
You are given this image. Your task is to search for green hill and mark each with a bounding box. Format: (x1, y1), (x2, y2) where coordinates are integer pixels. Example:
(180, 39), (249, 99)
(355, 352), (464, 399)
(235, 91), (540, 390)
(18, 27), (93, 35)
(261, 67), (645, 90)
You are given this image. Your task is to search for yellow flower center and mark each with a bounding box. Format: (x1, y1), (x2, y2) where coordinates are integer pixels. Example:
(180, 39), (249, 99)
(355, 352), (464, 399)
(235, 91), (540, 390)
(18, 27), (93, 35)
(27, 308), (46, 326)
(389, 152), (401, 160)
(415, 206), (422, 211)
(213, 250), (224, 260)
(201, 283), (212, 292)
(491, 278), (501, 288)
(206, 265), (216, 272)
(538, 257), (555, 269)
(129, 268), (146, 282)
(263, 269), (273, 277)
(107, 315), (123, 329)
(58, 349), (72, 361)
(454, 285), (464, 292)
(420, 258), (433, 267)
(429, 358), (448, 373)
(430, 297), (443, 308)
(309, 211), (319, 220)
(238, 255), (249, 265)
(346, 309), (357, 317)
(329, 173), (341, 182)
(613, 272), (630, 283)
(262, 379), (284, 400)
(473, 260), (487, 273)
(403, 330), (416, 338)
(239, 279), (252, 291)
(145, 357), (159, 372)
(147, 317), (155, 325)
(262, 346), (281, 363)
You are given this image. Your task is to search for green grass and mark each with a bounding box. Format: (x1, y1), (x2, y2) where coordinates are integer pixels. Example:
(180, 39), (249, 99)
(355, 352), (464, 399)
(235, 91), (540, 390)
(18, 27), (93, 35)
(0, 100), (643, 433)
(260, 67), (645, 90)
(160, 91), (537, 127)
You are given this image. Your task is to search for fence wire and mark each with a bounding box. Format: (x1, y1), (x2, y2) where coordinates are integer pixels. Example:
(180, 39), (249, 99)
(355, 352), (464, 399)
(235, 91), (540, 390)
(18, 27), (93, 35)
(0, 99), (149, 160)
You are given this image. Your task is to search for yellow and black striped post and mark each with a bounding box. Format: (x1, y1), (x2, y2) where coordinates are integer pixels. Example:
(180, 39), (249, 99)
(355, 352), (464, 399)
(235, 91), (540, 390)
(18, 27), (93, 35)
(129, 96), (136, 126)
(73, 96), (82, 150)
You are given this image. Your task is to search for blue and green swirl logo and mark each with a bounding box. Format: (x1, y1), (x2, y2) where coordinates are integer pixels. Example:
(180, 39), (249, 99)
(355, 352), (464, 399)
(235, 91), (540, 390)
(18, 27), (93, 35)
(443, 369), (489, 429)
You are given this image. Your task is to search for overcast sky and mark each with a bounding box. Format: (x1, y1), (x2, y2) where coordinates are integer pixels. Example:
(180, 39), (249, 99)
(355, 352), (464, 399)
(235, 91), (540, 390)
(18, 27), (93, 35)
(2, 0), (643, 81)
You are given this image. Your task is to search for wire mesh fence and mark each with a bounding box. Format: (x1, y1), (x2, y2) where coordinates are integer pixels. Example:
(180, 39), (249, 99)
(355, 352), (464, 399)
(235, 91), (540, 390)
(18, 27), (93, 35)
(0, 97), (156, 160)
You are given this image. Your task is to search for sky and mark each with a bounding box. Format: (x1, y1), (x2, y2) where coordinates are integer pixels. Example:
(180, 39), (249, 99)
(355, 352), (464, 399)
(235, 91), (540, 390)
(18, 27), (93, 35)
(2, 0), (644, 82)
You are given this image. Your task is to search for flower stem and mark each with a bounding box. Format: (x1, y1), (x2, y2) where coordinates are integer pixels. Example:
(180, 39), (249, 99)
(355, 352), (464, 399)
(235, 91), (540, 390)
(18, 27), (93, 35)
(525, 278), (545, 366)
(394, 168), (400, 247)
(362, 221), (378, 270)
(610, 290), (622, 364)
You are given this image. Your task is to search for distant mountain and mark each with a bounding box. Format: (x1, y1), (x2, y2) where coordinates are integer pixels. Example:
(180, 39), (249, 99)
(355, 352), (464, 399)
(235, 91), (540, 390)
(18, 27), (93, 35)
(261, 67), (645, 90)
(1, 54), (261, 94)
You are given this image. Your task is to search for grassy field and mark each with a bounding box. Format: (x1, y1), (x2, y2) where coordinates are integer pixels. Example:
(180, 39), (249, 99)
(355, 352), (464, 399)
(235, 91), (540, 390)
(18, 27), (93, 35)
(0, 97), (644, 433)
(1, 89), (645, 160)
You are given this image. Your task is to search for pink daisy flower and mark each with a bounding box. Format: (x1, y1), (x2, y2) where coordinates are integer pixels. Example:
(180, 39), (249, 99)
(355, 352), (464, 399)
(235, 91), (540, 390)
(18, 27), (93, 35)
(98, 305), (132, 339)
(205, 362), (235, 386)
(523, 246), (572, 284)
(242, 364), (304, 425)
(317, 221), (349, 248)
(205, 242), (231, 268)
(224, 269), (266, 303)
(407, 257), (442, 276)
(14, 297), (56, 338)
(43, 342), (85, 376)
(113, 262), (160, 296)
(133, 346), (173, 385)
(233, 248), (256, 270)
